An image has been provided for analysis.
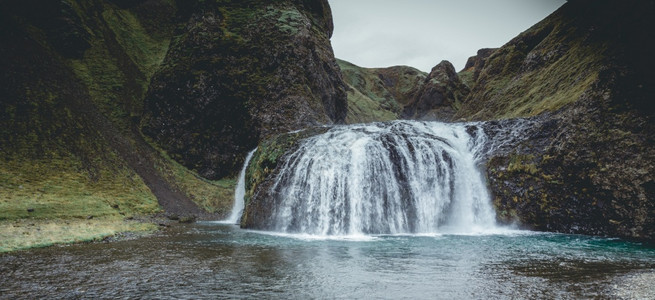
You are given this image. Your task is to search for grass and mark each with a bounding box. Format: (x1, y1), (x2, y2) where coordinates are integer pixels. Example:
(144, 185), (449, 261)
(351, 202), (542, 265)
(103, 8), (171, 79)
(0, 154), (160, 252)
(0, 217), (156, 253)
(0, 156), (160, 221)
(344, 83), (398, 123)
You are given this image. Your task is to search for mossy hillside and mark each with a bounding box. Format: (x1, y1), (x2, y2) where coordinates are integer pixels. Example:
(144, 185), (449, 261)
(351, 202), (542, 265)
(142, 0), (347, 180)
(337, 59), (427, 123)
(343, 83), (397, 124)
(457, 68), (475, 89)
(0, 2), (160, 217)
(0, 0), (237, 251)
(67, 0), (174, 130)
(454, 3), (609, 121)
(53, 0), (231, 216)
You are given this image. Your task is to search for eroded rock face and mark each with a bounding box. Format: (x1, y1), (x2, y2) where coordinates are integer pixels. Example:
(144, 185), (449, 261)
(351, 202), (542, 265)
(141, 0), (347, 179)
(402, 61), (469, 121)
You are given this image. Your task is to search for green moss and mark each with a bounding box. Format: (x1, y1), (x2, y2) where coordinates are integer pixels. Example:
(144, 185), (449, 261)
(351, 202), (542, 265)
(457, 9), (608, 121)
(102, 8), (170, 79)
(506, 154), (538, 175)
(344, 83), (398, 123)
(338, 59), (426, 123)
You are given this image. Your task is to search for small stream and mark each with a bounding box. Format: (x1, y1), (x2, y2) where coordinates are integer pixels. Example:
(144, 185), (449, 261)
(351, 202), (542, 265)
(1, 223), (654, 299)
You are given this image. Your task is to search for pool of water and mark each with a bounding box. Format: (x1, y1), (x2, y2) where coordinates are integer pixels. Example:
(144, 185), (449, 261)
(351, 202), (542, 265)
(1, 223), (654, 299)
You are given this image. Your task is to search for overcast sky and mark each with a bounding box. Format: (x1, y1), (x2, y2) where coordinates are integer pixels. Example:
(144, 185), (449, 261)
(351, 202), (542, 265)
(329, 0), (566, 72)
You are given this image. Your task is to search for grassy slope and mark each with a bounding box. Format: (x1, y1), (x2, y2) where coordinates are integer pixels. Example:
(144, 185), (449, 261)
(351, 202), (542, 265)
(0, 0), (236, 252)
(455, 5), (606, 121)
(337, 59), (426, 123)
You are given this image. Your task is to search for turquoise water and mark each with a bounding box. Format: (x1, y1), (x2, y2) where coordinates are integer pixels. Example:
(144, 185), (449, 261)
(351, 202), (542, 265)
(1, 223), (654, 299)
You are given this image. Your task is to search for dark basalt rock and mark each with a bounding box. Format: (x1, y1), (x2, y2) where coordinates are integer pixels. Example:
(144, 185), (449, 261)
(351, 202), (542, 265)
(141, 0), (347, 180)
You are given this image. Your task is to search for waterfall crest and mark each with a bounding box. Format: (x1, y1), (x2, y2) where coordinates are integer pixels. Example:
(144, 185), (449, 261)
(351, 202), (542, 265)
(267, 120), (497, 235)
(224, 149), (257, 224)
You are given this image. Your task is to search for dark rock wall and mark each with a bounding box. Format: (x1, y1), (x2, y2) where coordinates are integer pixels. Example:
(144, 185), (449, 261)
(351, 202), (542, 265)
(141, 0), (347, 180)
(476, 0), (655, 241)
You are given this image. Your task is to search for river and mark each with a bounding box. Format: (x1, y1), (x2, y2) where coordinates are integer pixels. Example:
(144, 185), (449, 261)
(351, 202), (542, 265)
(1, 223), (654, 299)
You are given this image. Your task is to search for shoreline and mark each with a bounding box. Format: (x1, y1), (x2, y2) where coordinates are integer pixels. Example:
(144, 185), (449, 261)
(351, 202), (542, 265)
(0, 216), (167, 253)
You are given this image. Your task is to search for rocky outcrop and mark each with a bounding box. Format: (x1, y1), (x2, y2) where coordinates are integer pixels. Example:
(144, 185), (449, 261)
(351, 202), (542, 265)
(401, 60), (469, 121)
(141, 0), (347, 180)
(459, 48), (497, 87)
(468, 0), (655, 241)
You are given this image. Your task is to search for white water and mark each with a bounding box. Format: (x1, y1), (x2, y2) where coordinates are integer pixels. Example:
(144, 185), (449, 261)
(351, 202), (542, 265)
(223, 149), (257, 224)
(267, 120), (498, 235)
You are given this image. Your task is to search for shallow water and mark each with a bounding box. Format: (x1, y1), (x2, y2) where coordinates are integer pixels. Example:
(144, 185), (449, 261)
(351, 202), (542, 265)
(1, 223), (654, 299)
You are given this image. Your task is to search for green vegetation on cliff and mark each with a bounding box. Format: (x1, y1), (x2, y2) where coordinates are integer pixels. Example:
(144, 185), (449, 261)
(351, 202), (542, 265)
(454, 3), (607, 121)
(472, 0), (655, 241)
(337, 59), (426, 123)
(0, 0), (241, 251)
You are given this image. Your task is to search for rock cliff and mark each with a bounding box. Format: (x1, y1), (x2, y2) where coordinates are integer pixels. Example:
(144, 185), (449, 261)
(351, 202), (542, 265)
(141, 0), (347, 180)
(470, 0), (655, 241)
(0, 0), (348, 245)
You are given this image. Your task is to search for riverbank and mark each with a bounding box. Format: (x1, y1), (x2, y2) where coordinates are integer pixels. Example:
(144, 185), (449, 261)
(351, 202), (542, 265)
(0, 216), (159, 253)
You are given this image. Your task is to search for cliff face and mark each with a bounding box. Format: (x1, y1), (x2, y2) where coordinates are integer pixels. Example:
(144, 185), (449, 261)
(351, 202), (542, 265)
(141, 0), (347, 180)
(0, 0), (348, 242)
(470, 0), (655, 241)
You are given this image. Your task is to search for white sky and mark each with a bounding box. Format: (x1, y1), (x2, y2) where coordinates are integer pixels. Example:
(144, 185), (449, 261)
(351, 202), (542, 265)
(329, 0), (566, 72)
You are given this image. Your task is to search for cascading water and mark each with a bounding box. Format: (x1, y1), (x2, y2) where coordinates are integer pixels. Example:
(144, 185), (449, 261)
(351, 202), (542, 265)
(265, 120), (498, 235)
(223, 149), (256, 224)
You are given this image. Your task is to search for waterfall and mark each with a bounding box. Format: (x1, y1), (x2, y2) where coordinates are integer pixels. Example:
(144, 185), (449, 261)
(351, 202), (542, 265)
(266, 120), (497, 235)
(224, 149), (257, 224)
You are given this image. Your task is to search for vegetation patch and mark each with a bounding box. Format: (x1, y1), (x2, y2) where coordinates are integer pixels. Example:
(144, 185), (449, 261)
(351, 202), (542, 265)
(0, 217), (156, 253)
